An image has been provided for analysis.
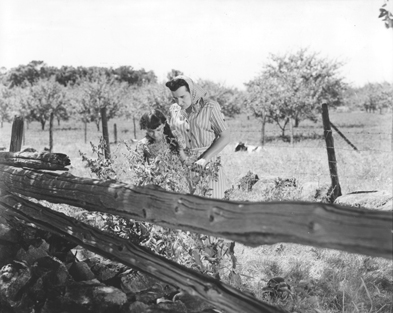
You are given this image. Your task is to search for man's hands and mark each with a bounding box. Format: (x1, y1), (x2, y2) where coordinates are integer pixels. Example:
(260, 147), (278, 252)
(194, 158), (207, 168)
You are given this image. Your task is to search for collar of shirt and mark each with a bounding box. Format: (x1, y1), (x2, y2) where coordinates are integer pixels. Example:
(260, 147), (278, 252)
(186, 99), (203, 115)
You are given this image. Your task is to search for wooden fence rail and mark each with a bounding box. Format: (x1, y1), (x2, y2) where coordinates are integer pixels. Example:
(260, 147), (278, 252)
(0, 193), (286, 313)
(0, 164), (391, 259)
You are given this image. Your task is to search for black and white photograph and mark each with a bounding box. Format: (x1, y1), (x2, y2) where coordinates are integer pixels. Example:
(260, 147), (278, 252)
(0, 0), (392, 312)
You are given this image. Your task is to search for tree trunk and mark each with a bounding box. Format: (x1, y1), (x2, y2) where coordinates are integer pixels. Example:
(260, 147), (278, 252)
(40, 118), (46, 130)
(114, 123), (117, 144)
(133, 116), (137, 139)
(96, 120), (100, 131)
(57, 117), (61, 126)
(49, 112), (54, 153)
(260, 116), (266, 146)
(101, 107), (111, 159)
(294, 117), (300, 128)
(280, 117), (289, 139)
(289, 117), (294, 146)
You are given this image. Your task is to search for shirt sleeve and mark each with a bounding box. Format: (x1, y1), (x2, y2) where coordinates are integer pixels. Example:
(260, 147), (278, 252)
(209, 101), (228, 135)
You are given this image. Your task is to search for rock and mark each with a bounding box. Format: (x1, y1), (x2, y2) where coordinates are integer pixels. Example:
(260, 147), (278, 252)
(252, 176), (297, 193)
(237, 171), (259, 191)
(0, 261), (32, 308)
(0, 220), (21, 268)
(151, 300), (187, 312)
(0, 219), (20, 243)
(68, 261), (95, 282)
(252, 176), (277, 192)
(134, 285), (167, 304)
(42, 282), (127, 313)
(67, 283), (127, 312)
(88, 258), (127, 283)
(121, 271), (162, 294)
(123, 301), (149, 313)
(31, 256), (73, 289)
(16, 244), (49, 266)
(300, 182), (332, 202)
(334, 190), (393, 210)
(173, 291), (214, 312)
(71, 245), (105, 262)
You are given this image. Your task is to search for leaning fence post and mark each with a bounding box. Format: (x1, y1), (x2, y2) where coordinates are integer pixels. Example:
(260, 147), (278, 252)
(9, 116), (24, 152)
(322, 103), (342, 202)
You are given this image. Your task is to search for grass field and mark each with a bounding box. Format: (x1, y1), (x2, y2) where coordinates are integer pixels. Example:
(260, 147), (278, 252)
(0, 110), (392, 312)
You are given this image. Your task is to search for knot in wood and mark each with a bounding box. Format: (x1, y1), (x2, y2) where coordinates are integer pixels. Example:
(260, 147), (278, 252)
(308, 221), (322, 233)
(208, 207), (224, 224)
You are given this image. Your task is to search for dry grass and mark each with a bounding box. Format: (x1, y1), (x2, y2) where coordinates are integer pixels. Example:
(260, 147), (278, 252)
(0, 110), (391, 312)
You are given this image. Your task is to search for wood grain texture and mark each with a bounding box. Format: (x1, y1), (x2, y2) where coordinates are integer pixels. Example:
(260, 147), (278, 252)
(0, 194), (287, 313)
(0, 151), (70, 170)
(0, 165), (391, 259)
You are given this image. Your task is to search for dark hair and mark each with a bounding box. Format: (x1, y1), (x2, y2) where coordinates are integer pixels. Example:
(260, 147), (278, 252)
(165, 78), (190, 92)
(140, 109), (167, 130)
(139, 109), (180, 154)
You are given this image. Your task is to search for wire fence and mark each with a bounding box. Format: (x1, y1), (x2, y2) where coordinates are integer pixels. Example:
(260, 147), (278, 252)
(226, 123), (392, 189)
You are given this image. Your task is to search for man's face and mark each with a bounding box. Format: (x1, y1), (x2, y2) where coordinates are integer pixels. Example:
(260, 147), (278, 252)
(171, 86), (192, 110)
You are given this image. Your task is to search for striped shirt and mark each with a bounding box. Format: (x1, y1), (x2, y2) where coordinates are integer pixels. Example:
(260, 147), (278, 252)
(175, 99), (228, 149)
(169, 99), (229, 199)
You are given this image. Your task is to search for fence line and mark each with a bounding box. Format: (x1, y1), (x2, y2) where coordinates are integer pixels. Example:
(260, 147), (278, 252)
(0, 116), (392, 313)
(231, 129), (392, 136)
(231, 142), (391, 153)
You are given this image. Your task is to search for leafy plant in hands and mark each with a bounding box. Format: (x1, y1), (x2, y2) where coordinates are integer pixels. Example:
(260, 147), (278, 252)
(80, 137), (235, 280)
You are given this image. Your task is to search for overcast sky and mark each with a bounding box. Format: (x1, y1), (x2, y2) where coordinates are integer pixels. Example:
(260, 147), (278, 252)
(0, 0), (392, 89)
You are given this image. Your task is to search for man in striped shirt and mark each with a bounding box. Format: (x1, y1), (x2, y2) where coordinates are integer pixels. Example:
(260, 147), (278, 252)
(166, 76), (231, 199)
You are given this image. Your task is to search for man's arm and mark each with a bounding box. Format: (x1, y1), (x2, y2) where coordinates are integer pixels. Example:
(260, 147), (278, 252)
(196, 129), (231, 166)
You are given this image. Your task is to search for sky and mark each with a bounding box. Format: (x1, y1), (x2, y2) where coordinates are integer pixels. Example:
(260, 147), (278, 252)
(0, 0), (392, 90)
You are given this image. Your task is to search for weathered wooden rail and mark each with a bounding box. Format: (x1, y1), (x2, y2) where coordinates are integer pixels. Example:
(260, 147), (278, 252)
(0, 118), (391, 313)
(0, 164), (391, 259)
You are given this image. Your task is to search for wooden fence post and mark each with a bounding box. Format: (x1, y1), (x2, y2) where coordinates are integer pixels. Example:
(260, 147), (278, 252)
(322, 103), (342, 202)
(84, 121), (87, 144)
(133, 116), (137, 139)
(9, 116), (24, 152)
(100, 107), (111, 159)
(114, 123), (117, 144)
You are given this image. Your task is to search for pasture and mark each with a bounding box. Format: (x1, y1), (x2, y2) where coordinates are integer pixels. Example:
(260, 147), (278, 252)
(0, 110), (392, 312)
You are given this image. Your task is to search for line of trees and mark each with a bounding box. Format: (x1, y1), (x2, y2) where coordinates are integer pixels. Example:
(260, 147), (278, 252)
(0, 51), (392, 150)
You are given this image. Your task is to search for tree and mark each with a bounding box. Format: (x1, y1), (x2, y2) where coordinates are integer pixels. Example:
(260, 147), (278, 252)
(122, 83), (172, 139)
(113, 66), (157, 86)
(27, 77), (71, 151)
(167, 69), (184, 81)
(249, 49), (345, 143)
(246, 75), (289, 145)
(76, 71), (127, 131)
(5, 61), (59, 88)
(197, 80), (243, 118)
(379, 0), (393, 28)
(0, 85), (17, 127)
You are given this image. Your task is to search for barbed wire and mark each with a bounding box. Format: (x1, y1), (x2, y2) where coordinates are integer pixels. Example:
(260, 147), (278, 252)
(229, 169), (389, 181)
(231, 141), (391, 153)
(231, 129), (392, 136)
